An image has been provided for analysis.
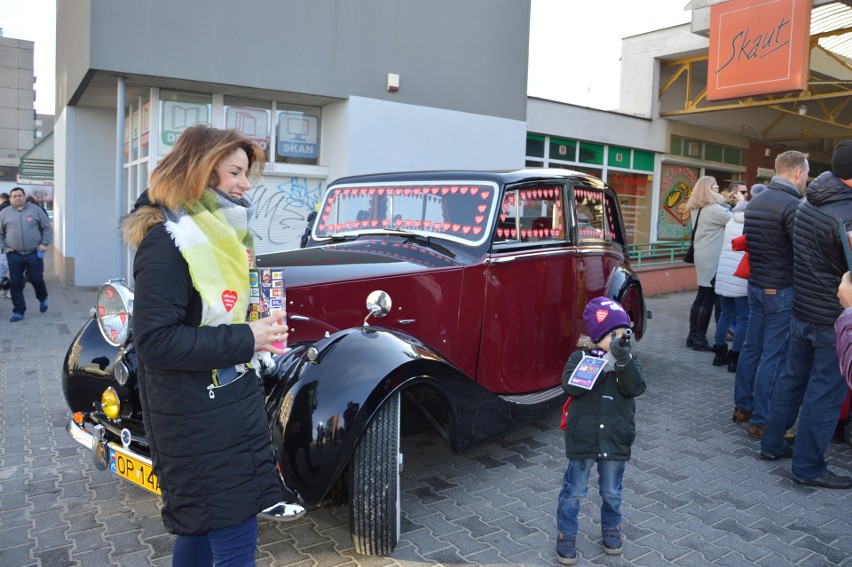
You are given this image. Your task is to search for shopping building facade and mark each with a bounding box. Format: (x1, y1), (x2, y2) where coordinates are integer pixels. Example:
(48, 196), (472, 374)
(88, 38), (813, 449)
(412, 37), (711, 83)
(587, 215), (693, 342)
(52, 0), (851, 287)
(54, 0), (530, 285)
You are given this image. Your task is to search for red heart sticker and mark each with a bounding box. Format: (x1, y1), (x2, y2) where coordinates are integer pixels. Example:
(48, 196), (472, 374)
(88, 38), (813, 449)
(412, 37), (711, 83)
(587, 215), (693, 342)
(222, 290), (238, 312)
(478, 204), (487, 213)
(119, 312), (127, 324)
(596, 309), (609, 323)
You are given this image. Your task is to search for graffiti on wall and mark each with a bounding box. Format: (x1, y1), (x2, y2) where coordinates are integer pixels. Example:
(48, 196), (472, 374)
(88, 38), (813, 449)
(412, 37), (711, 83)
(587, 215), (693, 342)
(247, 176), (324, 254)
(657, 164), (699, 240)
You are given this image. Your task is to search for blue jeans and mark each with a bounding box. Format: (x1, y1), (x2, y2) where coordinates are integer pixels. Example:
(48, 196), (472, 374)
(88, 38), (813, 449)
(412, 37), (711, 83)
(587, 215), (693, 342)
(172, 516), (258, 567)
(761, 317), (847, 480)
(556, 458), (625, 538)
(733, 285), (792, 424)
(7, 250), (48, 315)
(714, 295), (750, 352)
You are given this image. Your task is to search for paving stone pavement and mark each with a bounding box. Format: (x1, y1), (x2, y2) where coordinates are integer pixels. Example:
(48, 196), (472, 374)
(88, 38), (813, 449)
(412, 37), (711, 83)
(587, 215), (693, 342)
(1, 254), (851, 566)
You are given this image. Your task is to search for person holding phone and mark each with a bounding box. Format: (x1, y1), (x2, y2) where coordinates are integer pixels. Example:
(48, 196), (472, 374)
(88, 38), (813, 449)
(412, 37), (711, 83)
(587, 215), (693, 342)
(760, 140), (852, 489)
(122, 125), (302, 566)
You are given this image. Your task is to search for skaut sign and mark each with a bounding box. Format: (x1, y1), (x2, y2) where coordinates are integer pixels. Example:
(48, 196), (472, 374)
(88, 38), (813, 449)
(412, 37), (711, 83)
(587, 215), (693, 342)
(707, 0), (812, 101)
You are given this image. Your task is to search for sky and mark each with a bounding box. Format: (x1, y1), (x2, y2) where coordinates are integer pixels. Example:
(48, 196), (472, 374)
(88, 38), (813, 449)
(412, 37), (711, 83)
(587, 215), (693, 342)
(0, 0), (690, 116)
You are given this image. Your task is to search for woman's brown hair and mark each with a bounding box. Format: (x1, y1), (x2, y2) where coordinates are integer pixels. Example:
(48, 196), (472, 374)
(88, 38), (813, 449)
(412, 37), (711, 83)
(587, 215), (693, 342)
(148, 124), (265, 210)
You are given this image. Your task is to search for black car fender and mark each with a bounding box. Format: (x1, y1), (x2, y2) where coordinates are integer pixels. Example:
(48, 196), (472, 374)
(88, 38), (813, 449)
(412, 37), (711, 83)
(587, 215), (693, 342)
(605, 264), (647, 340)
(266, 326), (545, 506)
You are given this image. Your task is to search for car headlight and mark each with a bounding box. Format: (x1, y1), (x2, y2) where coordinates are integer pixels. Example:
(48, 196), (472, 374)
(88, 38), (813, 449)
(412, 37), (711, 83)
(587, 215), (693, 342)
(96, 280), (134, 347)
(101, 387), (120, 420)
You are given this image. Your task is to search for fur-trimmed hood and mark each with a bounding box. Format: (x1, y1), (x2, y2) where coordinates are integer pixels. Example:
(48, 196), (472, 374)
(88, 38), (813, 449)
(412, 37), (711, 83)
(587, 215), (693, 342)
(576, 334), (597, 350)
(121, 190), (164, 249)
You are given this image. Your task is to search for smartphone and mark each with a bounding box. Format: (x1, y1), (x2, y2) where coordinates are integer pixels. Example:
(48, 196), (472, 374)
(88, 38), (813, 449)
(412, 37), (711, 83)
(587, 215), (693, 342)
(840, 224), (852, 274)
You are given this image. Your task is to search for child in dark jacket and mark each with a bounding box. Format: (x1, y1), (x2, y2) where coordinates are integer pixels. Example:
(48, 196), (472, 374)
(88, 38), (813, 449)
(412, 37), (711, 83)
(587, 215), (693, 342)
(556, 297), (646, 564)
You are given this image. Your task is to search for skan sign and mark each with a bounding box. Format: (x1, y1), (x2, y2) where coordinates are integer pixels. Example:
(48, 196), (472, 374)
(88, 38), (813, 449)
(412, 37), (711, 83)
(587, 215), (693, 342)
(707, 0), (812, 101)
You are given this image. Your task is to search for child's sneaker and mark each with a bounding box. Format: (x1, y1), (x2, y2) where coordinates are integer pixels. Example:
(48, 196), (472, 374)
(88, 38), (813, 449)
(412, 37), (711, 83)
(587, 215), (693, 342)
(556, 535), (577, 564)
(602, 525), (622, 555)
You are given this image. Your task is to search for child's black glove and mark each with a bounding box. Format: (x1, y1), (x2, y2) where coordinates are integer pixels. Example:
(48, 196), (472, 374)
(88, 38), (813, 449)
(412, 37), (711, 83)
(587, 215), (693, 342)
(610, 331), (632, 366)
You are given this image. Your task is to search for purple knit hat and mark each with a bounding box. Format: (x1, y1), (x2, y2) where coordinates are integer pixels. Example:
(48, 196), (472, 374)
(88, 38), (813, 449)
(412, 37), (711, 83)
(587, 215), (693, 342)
(582, 297), (631, 343)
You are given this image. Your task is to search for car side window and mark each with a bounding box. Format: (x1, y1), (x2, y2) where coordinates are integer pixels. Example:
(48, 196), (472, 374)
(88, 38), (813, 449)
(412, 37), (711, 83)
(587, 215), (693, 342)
(573, 187), (614, 243)
(495, 186), (565, 244)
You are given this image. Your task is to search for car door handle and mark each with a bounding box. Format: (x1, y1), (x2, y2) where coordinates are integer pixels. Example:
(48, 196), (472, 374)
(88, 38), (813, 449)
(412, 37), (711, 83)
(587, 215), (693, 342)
(397, 319), (416, 325)
(489, 256), (517, 264)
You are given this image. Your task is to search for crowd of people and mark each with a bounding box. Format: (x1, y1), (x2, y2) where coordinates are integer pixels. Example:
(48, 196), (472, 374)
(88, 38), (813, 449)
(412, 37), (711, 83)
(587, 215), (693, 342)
(685, 141), (852, 489)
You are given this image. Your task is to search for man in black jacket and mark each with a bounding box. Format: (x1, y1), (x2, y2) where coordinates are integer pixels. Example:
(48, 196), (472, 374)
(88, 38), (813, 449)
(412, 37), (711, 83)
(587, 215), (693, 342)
(733, 151), (808, 438)
(760, 141), (852, 489)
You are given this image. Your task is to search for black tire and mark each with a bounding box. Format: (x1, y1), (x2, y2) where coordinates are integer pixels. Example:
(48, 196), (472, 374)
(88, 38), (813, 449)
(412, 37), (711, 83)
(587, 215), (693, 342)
(349, 393), (401, 556)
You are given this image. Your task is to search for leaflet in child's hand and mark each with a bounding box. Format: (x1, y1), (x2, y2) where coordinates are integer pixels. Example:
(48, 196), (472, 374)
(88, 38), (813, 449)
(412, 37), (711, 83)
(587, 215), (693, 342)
(567, 355), (607, 390)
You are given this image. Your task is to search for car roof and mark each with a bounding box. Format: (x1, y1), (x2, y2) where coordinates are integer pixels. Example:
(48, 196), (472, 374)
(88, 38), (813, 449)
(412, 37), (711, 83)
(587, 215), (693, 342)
(328, 168), (608, 190)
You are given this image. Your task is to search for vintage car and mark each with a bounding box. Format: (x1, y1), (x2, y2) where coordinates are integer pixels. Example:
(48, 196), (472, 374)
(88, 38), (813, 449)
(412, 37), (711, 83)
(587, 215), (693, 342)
(63, 168), (647, 555)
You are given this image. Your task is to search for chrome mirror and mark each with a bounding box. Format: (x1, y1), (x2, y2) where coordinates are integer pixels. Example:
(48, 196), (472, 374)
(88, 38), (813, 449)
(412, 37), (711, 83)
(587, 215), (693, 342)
(364, 290), (392, 325)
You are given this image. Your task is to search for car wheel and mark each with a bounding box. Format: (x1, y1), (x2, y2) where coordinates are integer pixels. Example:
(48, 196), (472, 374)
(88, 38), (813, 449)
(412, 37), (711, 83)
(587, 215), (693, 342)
(349, 392), (401, 556)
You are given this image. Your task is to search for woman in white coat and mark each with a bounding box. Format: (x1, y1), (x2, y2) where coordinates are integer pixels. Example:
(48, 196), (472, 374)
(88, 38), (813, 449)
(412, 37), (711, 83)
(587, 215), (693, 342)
(685, 176), (740, 351)
(712, 184), (760, 370)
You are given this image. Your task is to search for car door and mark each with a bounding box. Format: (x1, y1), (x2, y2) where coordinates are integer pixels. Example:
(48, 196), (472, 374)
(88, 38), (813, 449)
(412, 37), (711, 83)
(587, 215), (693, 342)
(478, 182), (581, 395)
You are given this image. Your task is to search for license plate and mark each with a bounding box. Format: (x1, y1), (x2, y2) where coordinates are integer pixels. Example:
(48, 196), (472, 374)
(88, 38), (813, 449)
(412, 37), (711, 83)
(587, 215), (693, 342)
(108, 444), (161, 495)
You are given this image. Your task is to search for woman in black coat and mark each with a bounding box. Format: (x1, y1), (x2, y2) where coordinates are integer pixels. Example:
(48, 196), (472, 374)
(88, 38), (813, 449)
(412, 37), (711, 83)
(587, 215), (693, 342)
(123, 125), (300, 566)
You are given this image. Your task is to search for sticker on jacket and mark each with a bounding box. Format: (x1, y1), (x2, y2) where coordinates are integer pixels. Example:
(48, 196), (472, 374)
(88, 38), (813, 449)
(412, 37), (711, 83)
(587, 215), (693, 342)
(567, 355), (607, 390)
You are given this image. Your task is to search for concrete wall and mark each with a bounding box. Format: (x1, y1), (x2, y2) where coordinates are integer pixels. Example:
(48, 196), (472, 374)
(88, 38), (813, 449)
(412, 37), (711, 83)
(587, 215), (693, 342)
(344, 96), (526, 179)
(58, 0), (530, 122)
(53, 106), (118, 286)
(526, 98), (667, 152)
(619, 24), (708, 118)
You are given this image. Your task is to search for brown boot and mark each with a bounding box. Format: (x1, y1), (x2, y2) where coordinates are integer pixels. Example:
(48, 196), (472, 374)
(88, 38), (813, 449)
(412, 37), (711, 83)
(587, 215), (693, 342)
(732, 407), (753, 423)
(748, 423), (766, 439)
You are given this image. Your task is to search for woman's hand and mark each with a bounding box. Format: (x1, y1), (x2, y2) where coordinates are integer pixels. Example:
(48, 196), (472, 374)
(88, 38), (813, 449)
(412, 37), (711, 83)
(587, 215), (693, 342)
(838, 272), (852, 309)
(249, 309), (288, 354)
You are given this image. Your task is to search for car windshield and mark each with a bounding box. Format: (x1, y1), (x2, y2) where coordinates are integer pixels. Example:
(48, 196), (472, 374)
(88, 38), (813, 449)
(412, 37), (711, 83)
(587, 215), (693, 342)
(313, 181), (499, 246)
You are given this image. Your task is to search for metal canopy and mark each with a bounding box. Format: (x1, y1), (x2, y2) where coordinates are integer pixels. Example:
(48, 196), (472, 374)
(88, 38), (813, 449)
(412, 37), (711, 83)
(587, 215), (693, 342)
(659, 2), (852, 151)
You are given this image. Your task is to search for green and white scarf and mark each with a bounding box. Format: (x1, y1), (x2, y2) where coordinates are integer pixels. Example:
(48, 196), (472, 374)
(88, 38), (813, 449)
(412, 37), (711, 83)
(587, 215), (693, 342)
(162, 188), (254, 328)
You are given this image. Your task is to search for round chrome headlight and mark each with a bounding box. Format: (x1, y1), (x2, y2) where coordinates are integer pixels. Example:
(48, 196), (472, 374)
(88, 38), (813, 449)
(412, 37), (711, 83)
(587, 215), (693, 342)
(96, 280), (134, 347)
(101, 387), (120, 420)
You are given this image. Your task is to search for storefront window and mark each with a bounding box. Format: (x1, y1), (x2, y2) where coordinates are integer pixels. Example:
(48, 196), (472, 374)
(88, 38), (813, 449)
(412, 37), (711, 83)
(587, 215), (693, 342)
(159, 90), (212, 156)
(633, 150), (654, 172)
(607, 171), (654, 244)
(607, 146), (631, 168)
(658, 164), (698, 241)
(275, 104), (321, 165)
(526, 134), (545, 158)
(549, 137), (575, 161)
(140, 96), (150, 159)
(224, 97), (272, 160)
(123, 106), (131, 161)
(579, 142), (604, 165)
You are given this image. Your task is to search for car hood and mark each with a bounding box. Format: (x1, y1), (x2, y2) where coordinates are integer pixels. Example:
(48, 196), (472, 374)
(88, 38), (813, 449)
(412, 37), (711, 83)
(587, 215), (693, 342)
(257, 237), (470, 287)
